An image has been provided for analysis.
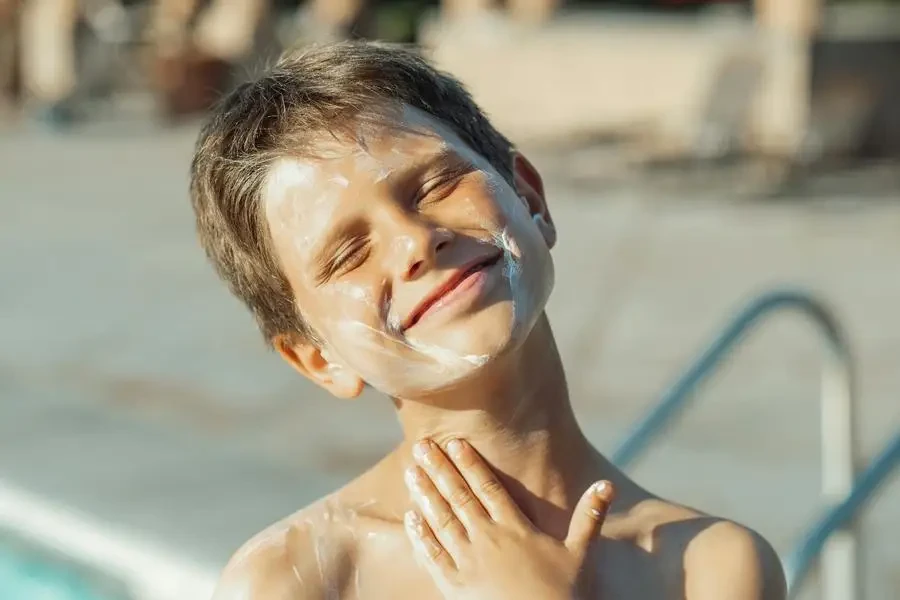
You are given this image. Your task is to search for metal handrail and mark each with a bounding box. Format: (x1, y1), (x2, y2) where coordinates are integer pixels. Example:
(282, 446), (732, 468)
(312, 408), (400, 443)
(611, 289), (860, 600)
(785, 432), (900, 598)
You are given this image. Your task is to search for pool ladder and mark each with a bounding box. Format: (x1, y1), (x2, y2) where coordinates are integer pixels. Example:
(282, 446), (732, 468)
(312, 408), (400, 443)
(610, 289), (900, 600)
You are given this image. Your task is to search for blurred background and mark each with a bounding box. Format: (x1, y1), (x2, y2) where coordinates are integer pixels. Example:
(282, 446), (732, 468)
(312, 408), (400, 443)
(1, 0), (899, 599)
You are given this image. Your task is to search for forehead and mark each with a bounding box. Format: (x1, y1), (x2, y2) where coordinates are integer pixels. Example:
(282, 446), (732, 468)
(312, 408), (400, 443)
(261, 106), (491, 262)
(264, 105), (488, 193)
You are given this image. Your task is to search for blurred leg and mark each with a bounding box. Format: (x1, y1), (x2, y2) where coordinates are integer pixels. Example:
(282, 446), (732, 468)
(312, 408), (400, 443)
(506, 0), (561, 24)
(19, 0), (78, 105)
(193, 0), (268, 61)
(148, 0), (202, 58)
(286, 0), (368, 45)
(148, 0), (236, 118)
(309, 0), (365, 31)
(754, 0), (822, 37)
(442, 0), (494, 20)
(0, 0), (20, 107)
(753, 0), (822, 155)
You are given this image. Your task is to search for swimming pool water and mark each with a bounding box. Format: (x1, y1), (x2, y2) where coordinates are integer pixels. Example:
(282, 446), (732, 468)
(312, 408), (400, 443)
(0, 537), (127, 600)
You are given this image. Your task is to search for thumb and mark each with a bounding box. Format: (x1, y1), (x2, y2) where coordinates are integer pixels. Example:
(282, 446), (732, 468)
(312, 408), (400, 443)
(564, 480), (615, 558)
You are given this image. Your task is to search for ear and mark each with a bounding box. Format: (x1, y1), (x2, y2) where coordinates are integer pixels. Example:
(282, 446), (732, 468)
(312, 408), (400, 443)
(273, 334), (365, 399)
(511, 151), (556, 249)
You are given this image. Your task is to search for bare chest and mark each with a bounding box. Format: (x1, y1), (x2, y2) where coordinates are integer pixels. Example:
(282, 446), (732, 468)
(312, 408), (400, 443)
(341, 532), (677, 600)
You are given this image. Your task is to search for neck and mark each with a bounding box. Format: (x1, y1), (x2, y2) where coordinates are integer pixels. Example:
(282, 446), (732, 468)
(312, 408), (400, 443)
(391, 314), (611, 538)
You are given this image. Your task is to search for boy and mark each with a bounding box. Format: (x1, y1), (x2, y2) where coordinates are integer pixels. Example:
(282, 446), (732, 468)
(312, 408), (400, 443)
(190, 41), (785, 599)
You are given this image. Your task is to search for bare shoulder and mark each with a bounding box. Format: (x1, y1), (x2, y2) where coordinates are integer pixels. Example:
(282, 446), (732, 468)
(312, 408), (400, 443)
(211, 500), (355, 600)
(618, 498), (786, 600)
(682, 517), (785, 600)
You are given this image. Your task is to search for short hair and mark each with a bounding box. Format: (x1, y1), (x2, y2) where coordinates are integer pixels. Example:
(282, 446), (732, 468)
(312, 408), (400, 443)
(189, 41), (514, 345)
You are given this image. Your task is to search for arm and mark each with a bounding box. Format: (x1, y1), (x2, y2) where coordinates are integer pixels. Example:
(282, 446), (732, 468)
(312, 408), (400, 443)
(684, 521), (787, 600)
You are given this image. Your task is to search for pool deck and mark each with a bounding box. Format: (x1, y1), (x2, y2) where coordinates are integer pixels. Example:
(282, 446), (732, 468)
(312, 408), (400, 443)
(1, 123), (899, 599)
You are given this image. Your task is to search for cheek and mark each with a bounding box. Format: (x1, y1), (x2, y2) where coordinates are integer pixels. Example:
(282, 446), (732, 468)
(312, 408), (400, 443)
(320, 319), (432, 396)
(462, 173), (533, 238)
(311, 281), (381, 336)
(327, 320), (392, 367)
(447, 178), (553, 314)
(449, 192), (511, 240)
(324, 280), (378, 307)
(309, 280), (406, 362)
(485, 191), (555, 325)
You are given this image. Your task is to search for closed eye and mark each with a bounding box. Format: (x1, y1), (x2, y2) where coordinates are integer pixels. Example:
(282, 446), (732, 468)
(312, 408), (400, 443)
(318, 239), (370, 283)
(335, 239), (370, 275)
(415, 166), (472, 207)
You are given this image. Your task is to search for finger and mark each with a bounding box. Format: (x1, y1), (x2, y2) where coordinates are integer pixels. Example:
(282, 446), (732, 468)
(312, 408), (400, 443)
(414, 439), (490, 531)
(404, 510), (456, 579)
(405, 465), (469, 557)
(445, 439), (528, 526)
(564, 480), (615, 558)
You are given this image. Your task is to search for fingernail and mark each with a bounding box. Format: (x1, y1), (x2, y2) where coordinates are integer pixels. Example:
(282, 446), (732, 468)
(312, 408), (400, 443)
(446, 438), (464, 459)
(413, 440), (432, 462)
(591, 481), (610, 496)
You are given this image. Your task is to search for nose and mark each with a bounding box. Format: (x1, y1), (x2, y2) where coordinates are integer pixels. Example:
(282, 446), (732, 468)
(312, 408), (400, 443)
(385, 215), (453, 282)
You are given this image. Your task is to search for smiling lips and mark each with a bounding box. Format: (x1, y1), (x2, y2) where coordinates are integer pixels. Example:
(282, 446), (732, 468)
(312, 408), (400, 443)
(403, 253), (503, 330)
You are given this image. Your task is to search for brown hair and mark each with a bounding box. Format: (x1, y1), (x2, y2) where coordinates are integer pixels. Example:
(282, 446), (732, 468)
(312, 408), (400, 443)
(189, 41), (514, 345)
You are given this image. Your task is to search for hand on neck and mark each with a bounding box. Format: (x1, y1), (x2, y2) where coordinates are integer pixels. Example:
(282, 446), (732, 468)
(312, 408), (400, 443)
(391, 314), (606, 538)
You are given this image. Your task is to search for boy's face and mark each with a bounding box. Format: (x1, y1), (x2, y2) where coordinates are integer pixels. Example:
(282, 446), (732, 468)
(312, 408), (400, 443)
(264, 106), (556, 399)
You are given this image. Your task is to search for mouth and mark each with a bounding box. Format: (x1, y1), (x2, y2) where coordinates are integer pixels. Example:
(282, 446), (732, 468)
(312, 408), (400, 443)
(403, 252), (503, 331)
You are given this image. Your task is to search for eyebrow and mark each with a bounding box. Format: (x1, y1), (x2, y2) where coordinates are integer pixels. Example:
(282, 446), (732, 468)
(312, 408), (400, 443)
(381, 144), (472, 184)
(419, 146), (474, 177)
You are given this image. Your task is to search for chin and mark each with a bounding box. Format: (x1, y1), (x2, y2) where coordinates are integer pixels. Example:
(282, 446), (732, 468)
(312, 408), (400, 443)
(401, 312), (542, 399)
(359, 295), (549, 399)
(428, 300), (538, 363)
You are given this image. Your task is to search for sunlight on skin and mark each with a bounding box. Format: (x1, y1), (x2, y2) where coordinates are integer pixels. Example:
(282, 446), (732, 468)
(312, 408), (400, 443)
(263, 106), (554, 400)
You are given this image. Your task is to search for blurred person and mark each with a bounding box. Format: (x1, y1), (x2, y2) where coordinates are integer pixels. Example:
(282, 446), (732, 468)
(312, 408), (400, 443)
(149, 0), (369, 117)
(150, 0), (561, 119)
(0, 0), (19, 115)
(148, 0), (238, 117)
(287, 0), (369, 43)
(18, 0), (79, 125)
(191, 41), (785, 600)
(443, 0), (562, 24)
